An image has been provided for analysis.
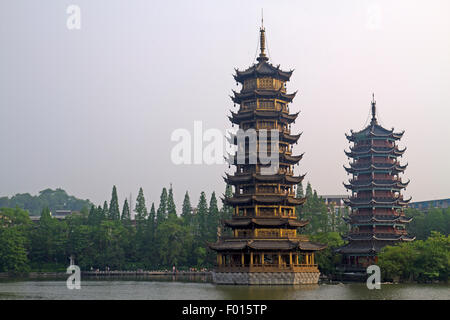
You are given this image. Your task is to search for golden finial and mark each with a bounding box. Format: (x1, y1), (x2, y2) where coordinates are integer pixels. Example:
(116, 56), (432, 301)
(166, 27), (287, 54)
(257, 9), (268, 62)
(371, 93), (377, 124)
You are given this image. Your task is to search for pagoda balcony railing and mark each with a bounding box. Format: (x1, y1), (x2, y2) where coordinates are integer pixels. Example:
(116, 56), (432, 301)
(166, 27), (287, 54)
(236, 191), (296, 197)
(220, 234), (310, 241)
(350, 160), (396, 167)
(350, 195), (403, 201)
(233, 212), (296, 219)
(356, 141), (394, 147)
(348, 230), (408, 237)
(350, 146), (395, 152)
(348, 178), (401, 184)
(215, 263), (318, 273)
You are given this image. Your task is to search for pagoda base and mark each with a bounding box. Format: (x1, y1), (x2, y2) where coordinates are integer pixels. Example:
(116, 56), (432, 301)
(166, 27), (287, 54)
(212, 271), (320, 285)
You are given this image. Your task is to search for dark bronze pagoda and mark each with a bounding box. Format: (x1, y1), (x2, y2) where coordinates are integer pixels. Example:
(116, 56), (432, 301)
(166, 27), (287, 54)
(336, 95), (415, 272)
(208, 25), (326, 285)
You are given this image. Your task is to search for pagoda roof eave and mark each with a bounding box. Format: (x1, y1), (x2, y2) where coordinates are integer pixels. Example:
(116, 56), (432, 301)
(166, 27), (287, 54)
(346, 126), (405, 142)
(229, 110), (299, 124)
(345, 146), (407, 158)
(209, 239), (324, 252)
(224, 194), (308, 205)
(231, 89), (297, 104)
(223, 218), (309, 228)
(224, 173), (305, 185)
(234, 61), (294, 83)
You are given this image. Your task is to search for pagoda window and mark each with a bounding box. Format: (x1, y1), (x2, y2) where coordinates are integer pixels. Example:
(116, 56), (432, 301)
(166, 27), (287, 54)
(258, 99), (275, 110)
(258, 77), (274, 89)
(244, 100), (257, 110)
(243, 79), (256, 91)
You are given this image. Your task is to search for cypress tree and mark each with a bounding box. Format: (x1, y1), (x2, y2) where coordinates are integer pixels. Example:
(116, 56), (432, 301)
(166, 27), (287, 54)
(207, 192), (220, 241)
(157, 188), (168, 224)
(222, 185), (233, 220)
(181, 191), (193, 225)
(148, 203), (156, 236)
(196, 192), (208, 240)
(121, 198), (131, 221)
(145, 203), (157, 266)
(135, 187), (148, 222)
(109, 185), (120, 220)
(102, 201), (109, 219)
(167, 184), (177, 220)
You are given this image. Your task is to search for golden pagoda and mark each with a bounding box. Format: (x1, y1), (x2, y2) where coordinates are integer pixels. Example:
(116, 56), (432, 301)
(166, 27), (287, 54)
(208, 24), (326, 285)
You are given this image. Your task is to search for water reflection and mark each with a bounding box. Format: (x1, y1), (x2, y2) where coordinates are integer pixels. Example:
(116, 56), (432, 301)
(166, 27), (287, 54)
(215, 284), (320, 300)
(0, 276), (448, 300)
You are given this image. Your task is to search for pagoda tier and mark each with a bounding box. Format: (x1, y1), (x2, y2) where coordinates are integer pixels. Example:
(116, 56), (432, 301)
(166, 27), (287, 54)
(344, 146), (407, 158)
(223, 218), (309, 228)
(227, 152), (304, 166)
(345, 127), (404, 142)
(210, 239), (326, 252)
(227, 131), (302, 144)
(343, 196), (412, 208)
(344, 162), (408, 175)
(224, 172), (306, 185)
(222, 194), (307, 206)
(209, 25), (325, 284)
(343, 215), (413, 224)
(336, 95), (414, 272)
(231, 89), (297, 104)
(343, 178), (410, 191)
(229, 110), (299, 125)
(233, 62), (293, 83)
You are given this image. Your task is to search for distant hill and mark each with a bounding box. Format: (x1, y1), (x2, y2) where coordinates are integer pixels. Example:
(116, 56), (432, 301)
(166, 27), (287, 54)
(0, 188), (93, 216)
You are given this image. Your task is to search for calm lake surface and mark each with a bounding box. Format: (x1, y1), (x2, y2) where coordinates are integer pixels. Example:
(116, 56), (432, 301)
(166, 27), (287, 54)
(0, 276), (448, 300)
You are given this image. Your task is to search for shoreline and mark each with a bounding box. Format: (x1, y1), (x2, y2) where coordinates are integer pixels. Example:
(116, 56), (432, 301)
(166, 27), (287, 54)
(0, 270), (212, 279)
(0, 271), (447, 285)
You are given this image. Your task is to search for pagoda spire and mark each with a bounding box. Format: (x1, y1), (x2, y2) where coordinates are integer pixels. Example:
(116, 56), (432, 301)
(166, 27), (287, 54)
(370, 93), (377, 125)
(257, 11), (269, 62)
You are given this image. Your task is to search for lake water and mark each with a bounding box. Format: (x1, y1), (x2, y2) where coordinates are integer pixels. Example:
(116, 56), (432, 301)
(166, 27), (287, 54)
(0, 276), (448, 300)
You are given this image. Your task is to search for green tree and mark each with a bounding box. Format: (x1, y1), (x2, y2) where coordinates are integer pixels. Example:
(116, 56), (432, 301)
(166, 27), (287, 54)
(378, 232), (449, 282)
(109, 186), (120, 220)
(155, 219), (193, 268)
(121, 198), (131, 221)
(181, 191), (193, 226)
(167, 185), (177, 219)
(29, 207), (68, 271)
(157, 188), (168, 224)
(207, 192), (220, 241)
(0, 207), (31, 273)
(102, 201), (109, 219)
(195, 192), (208, 241)
(0, 227), (30, 272)
(309, 232), (342, 276)
(134, 188), (148, 222)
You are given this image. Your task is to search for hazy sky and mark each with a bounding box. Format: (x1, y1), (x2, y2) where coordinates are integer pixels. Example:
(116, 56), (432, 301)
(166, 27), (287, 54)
(1, 0), (449, 211)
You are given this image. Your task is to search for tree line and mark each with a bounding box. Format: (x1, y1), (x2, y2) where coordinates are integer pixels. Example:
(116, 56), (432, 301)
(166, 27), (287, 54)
(0, 188), (92, 216)
(0, 185), (233, 272)
(0, 183), (448, 283)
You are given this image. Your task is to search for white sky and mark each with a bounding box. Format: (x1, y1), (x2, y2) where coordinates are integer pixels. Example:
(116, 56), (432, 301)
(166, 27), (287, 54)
(0, 0), (449, 210)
